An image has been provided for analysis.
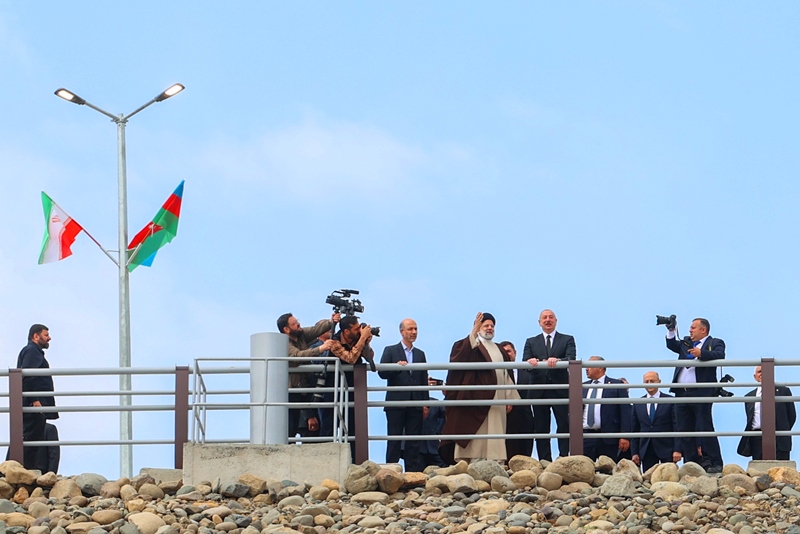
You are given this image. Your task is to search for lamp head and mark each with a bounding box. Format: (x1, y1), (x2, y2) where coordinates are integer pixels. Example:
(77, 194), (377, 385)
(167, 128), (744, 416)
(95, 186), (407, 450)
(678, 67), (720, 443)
(154, 83), (185, 102)
(54, 88), (86, 105)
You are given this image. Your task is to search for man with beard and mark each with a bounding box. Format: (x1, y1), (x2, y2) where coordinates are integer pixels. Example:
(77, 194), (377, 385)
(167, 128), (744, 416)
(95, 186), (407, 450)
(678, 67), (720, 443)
(16, 324), (59, 472)
(277, 311), (340, 439)
(440, 313), (518, 463)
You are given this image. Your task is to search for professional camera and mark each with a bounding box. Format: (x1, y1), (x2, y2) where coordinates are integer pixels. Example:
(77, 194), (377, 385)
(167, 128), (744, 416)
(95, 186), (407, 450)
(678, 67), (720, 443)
(312, 371), (327, 402)
(656, 314), (677, 330)
(717, 374), (735, 398)
(361, 323), (381, 337)
(326, 289), (365, 315)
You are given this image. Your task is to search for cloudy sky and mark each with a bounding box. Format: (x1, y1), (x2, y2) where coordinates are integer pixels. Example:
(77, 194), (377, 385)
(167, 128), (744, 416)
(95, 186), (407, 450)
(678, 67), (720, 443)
(1, 2), (799, 476)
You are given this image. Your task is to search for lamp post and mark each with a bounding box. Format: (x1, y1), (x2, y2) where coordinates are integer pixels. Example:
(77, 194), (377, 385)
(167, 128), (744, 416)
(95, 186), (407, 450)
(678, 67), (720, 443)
(54, 84), (185, 477)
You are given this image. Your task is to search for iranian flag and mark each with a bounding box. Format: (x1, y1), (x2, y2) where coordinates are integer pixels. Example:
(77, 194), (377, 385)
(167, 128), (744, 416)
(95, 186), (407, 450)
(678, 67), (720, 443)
(38, 192), (84, 264)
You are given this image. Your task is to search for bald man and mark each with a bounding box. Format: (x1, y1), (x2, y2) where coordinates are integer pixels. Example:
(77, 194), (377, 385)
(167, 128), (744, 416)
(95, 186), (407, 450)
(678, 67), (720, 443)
(378, 318), (428, 471)
(630, 371), (681, 472)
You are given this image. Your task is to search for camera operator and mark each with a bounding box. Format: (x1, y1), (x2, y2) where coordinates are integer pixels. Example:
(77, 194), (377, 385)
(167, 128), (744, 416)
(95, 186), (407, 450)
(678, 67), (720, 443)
(277, 311), (340, 440)
(327, 315), (375, 461)
(664, 317), (725, 473)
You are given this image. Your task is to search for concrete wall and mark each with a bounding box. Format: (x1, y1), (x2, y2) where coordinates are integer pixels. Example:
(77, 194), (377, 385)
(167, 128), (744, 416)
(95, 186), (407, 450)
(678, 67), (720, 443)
(183, 443), (351, 487)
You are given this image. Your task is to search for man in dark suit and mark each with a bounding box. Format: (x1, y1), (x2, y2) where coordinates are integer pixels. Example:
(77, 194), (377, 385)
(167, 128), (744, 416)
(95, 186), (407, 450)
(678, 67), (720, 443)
(737, 365), (797, 461)
(520, 309), (576, 461)
(378, 318), (428, 472)
(665, 317), (725, 473)
(499, 341), (534, 458)
(582, 356), (631, 461)
(417, 393), (447, 468)
(631, 371), (682, 472)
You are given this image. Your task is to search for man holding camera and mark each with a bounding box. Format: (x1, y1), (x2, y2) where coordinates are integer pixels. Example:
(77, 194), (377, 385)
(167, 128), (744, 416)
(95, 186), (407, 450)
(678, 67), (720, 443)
(329, 315), (375, 461)
(277, 311), (340, 439)
(665, 317), (725, 473)
(378, 318), (428, 472)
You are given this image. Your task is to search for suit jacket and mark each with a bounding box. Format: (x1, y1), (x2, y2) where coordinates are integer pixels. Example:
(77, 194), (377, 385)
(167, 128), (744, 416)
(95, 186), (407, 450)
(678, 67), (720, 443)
(737, 386), (797, 456)
(17, 342), (58, 419)
(378, 342), (428, 411)
(519, 331), (576, 398)
(666, 335), (725, 396)
(630, 393), (680, 460)
(421, 402), (446, 455)
(583, 376), (631, 444)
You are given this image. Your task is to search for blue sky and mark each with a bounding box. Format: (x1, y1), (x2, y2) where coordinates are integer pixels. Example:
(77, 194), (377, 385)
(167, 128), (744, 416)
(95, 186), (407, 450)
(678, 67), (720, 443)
(1, 2), (799, 476)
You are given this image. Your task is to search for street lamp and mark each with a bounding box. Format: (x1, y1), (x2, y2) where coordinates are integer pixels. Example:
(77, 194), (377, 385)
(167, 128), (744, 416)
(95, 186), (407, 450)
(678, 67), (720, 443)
(54, 83), (185, 477)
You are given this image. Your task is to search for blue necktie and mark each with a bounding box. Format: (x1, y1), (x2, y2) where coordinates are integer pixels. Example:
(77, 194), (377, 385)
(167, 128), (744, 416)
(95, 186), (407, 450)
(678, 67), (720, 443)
(587, 381), (599, 427)
(649, 401), (656, 422)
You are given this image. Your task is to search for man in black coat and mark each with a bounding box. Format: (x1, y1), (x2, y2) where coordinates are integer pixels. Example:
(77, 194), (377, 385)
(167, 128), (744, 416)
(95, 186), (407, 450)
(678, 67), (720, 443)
(499, 341), (534, 458)
(582, 356), (631, 461)
(520, 309), (576, 461)
(417, 394), (446, 468)
(737, 365), (797, 461)
(378, 318), (428, 472)
(665, 317), (725, 473)
(631, 371), (682, 472)
(17, 324), (59, 472)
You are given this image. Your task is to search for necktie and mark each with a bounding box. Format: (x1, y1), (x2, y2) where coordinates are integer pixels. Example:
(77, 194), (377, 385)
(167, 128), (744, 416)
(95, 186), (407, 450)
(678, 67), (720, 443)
(649, 400), (656, 422)
(587, 380), (599, 427)
(546, 334), (552, 355)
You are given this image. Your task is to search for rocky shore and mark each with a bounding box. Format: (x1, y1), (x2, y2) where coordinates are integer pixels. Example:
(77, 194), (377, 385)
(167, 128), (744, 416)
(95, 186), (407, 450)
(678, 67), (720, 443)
(0, 456), (798, 534)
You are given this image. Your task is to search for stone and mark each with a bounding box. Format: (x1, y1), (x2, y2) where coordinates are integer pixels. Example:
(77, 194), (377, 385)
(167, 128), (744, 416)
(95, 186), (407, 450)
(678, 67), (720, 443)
(651, 462), (679, 483)
(769, 467), (800, 485)
(36, 472), (57, 487)
(157, 480), (182, 494)
(375, 469), (404, 494)
(722, 464), (746, 476)
(719, 474), (757, 495)
(343, 466), (377, 494)
(509, 470), (538, 488)
(119, 485), (137, 500)
(5, 467), (36, 486)
(27, 502), (49, 519)
(360, 460), (381, 476)
(320, 479), (339, 490)
(426, 475), (449, 492)
(478, 499), (509, 516)
(507, 456), (541, 473)
(12, 487), (27, 504)
(600, 475), (637, 497)
(49, 480), (82, 500)
(127, 512), (166, 534)
(129, 474), (155, 491)
(690, 476), (719, 497)
(220, 484), (248, 498)
(91, 510), (123, 525)
(402, 472), (426, 487)
(357, 516), (385, 528)
(75, 474), (107, 497)
(467, 460), (508, 483)
(278, 495), (305, 508)
(350, 491), (389, 505)
(126, 499), (146, 513)
(238, 474), (266, 496)
(100, 482), (121, 498)
(595, 455), (616, 473)
(677, 462), (706, 478)
(201, 506), (231, 518)
(612, 459), (643, 482)
(544, 455), (595, 483)
(308, 486), (330, 500)
(29, 526), (49, 534)
(0, 480), (13, 500)
(651, 481), (688, 500)
(138, 484), (165, 500)
(65, 522), (100, 534)
(490, 476), (516, 492)
(446, 474), (477, 494)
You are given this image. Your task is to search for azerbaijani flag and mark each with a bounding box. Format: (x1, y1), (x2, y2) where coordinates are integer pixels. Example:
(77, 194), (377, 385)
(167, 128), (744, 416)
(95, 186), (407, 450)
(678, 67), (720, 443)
(38, 192), (84, 264)
(127, 181), (184, 272)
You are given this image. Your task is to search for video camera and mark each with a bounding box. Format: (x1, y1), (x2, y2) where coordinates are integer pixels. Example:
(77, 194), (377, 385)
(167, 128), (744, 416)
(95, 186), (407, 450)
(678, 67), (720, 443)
(324, 288), (379, 371)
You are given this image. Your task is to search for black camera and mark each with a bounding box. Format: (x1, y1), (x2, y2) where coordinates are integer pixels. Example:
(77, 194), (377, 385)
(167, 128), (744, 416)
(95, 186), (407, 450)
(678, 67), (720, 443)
(717, 374), (735, 398)
(361, 323), (381, 337)
(312, 371), (327, 402)
(656, 314), (677, 330)
(326, 289), (365, 315)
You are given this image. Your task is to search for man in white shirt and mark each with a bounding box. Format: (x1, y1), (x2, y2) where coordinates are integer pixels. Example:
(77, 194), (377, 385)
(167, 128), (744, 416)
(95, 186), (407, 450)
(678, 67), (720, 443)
(737, 365), (796, 461)
(631, 371), (682, 472)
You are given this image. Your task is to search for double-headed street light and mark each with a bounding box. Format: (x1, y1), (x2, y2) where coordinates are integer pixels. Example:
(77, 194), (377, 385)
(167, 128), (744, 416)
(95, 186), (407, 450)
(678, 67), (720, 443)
(55, 83), (185, 477)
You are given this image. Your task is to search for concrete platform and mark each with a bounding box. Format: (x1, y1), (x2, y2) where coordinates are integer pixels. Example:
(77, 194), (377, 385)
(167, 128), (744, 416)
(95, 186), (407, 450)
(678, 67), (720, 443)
(139, 467), (183, 483)
(747, 459), (797, 473)
(182, 442), (351, 486)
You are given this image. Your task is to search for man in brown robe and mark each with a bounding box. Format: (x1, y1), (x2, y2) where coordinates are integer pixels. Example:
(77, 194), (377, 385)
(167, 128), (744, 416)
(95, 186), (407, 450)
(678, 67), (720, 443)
(440, 313), (518, 463)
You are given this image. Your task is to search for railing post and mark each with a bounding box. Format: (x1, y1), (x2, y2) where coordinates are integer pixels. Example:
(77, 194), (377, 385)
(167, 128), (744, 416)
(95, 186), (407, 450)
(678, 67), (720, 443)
(761, 358), (776, 461)
(353, 364), (369, 463)
(569, 360), (584, 456)
(174, 366), (189, 469)
(8, 369), (23, 464)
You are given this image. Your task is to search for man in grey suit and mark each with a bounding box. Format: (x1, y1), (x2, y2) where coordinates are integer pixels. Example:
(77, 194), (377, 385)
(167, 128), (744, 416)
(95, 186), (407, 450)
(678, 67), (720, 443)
(520, 309), (576, 461)
(378, 318), (428, 471)
(737, 365), (797, 461)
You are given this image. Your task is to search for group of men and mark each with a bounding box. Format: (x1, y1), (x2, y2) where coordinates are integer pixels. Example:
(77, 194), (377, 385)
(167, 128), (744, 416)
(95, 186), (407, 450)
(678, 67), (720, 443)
(278, 309), (796, 473)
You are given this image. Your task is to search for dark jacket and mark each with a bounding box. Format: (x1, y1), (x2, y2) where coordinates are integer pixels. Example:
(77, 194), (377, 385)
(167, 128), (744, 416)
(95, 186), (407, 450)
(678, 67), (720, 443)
(631, 393), (680, 460)
(519, 332), (576, 398)
(33, 423), (60, 474)
(583, 375), (631, 444)
(666, 335), (725, 396)
(737, 386), (797, 456)
(17, 342), (58, 419)
(378, 342), (428, 411)
(421, 401), (446, 455)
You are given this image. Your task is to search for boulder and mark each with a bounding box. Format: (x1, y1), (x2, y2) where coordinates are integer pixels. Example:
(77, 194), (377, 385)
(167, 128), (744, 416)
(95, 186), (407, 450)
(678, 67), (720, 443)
(375, 469), (404, 494)
(719, 474), (757, 495)
(544, 455), (595, 484)
(343, 465), (377, 494)
(138, 483), (164, 500)
(350, 491), (389, 505)
(651, 481), (688, 500)
(91, 509), (123, 525)
(129, 474), (155, 491)
(651, 463), (679, 483)
(507, 456), (541, 473)
(446, 474), (477, 494)
(50, 479), (82, 500)
(537, 471), (563, 491)
(36, 472), (57, 487)
(490, 476), (516, 493)
(769, 467), (800, 485)
(5, 467), (36, 485)
(677, 462), (706, 479)
(238, 474), (267, 496)
(467, 460), (508, 483)
(509, 470), (538, 488)
(402, 472), (427, 488)
(612, 459), (643, 482)
(595, 456), (616, 474)
(127, 512), (166, 534)
(75, 473), (107, 497)
(600, 474), (637, 497)
(690, 476), (719, 497)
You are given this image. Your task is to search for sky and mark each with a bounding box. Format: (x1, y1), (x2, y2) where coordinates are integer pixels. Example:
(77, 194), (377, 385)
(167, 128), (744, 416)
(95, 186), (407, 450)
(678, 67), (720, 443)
(1, 2), (800, 477)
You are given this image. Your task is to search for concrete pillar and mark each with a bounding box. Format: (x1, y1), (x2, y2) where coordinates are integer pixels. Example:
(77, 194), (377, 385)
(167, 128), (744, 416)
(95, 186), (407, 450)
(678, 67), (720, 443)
(250, 333), (289, 445)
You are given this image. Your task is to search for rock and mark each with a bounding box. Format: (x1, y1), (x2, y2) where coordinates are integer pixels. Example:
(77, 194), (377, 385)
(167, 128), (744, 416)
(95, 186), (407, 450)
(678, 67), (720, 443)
(278, 495), (305, 508)
(343, 466), (377, 494)
(27, 502), (49, 519)
(490, 476), (516, 492)
(308, 485), (330, 500)
(769, 467), (800, 485)
(677, 462), (706, 478)
(36, 472), (57, 487)
(651, 481), (688, 500)
(5, 467), (36, 486)
(509, 469), (538, 488)
(651, 462), (679, 483)
(320, 479), (339, 491)
(127, 512), (166, 534)
(600, 474), (637, 497)
(467, 460), (507, 483)
(357, 516), (385, 528)
(119, 485), (137, 500)
(201, 506), (231, 518)
(595, 456), (616, 473)
(445, 474), (477, 494)
(586, 519), (615, 531)
(544, 455), (595, 483)
(220, 484), (248, 498)
(126, 498), (146, 512)
(375, 469), (404, 494)
(29, 526), (49, 534)
(690, 476), (719, 497)
(157, 479), (182, 494)
(612, 459), (643, 482)
(138, 483), (164, 500)
(722, 464), (746, 476)
(0, 500), (14, 513)
(0, 480), (13, 499)
(65, 522), (100, 534)
(426, 475), (449, 492)
(100, 482), (121, 498)
(12, 487), (27, 504)
(75, 474), (107, 497)
(350, 491), (389, 505)
(402, 472), (426, 487)
(360, 460), (381, 476)
(91, 510), (123, 525)
(719, 474), (757, 495)
(50, 480), (82, 500)
(507, 456), (541, 473)
(129, 474), (155, 491)
(478, 499), (509, 516)
(238, 474), (266, 496)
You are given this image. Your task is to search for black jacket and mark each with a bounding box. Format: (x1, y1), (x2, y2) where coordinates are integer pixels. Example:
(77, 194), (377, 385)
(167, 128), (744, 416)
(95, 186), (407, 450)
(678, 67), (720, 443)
(519, 331), (576, 398)
(378, 342), (428, 411)
(17, 342), (58, 419)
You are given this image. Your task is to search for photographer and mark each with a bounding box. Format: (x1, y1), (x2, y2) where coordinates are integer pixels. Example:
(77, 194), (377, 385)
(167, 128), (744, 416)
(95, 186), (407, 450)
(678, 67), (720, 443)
(277, 311), (340, 440)
(327, 315), (375, 461)
(664, 317), (725, 473)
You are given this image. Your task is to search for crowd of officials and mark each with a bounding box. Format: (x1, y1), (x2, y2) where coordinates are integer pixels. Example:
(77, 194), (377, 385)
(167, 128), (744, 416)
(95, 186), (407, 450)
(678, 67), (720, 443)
(280, 309), (797, 474)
